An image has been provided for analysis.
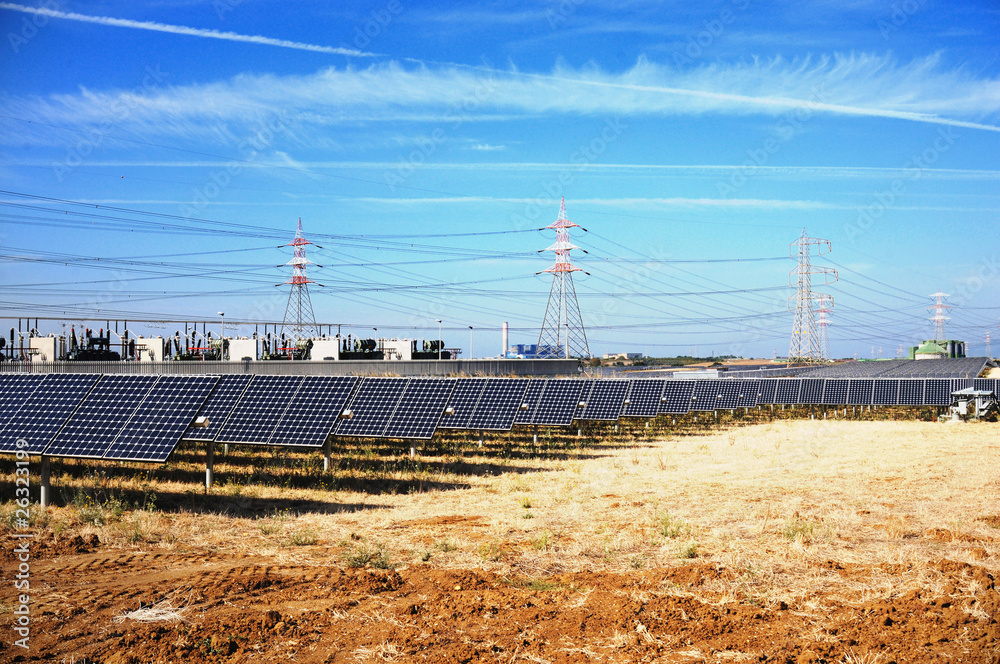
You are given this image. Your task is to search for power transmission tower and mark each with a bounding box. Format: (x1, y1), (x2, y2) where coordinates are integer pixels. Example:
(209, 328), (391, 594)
(816, 295), (832, 361)
(787, 229), (837, 363)
(280, 218), (320, 339)
(536, 198), (590, 359)
(927, 291), (951, 341)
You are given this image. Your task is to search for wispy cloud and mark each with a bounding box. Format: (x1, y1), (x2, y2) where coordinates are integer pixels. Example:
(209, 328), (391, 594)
(3, 52), (999, 142)
(468, 143), (507, 151)
(0, 2), (374, 57)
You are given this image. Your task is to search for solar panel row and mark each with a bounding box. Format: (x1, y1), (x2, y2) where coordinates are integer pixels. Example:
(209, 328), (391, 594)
(0, 374), (219, 462)
(1, 372), (991, 462)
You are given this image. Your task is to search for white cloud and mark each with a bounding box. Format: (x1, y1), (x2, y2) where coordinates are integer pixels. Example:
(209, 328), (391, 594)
(468, 143), (507, 151)
(3, 53), (999, 141)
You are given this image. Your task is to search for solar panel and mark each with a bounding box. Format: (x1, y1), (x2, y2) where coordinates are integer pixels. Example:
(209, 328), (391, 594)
(773, 379), (802, 405)
(735, 380), (760, 408)
(515, 381), (547, 424)
(45, 375), (159, 458)
(578, 380), (629, 421)
(897, 379), (924, 405)
(799, 379), (825, 404)
(0, 374), (46, 432)
(973, 378), (996, 394)
(658, 381), (695, 415)
(950, 378), (974, 394)
(383, 378), (456, 440)
(622, 380), (665, 417)
(847, 379), (874, 406)
(924, 379), (951, 406)
(438, 378), (488, 430)
(821, 379), (849, 405)
(757, 379), (778, 404)
(268, 376), (358, 447)
(104, 375), (219, 462)
(0, 374), (100, 454)
(465, 378), (530, 431)
(184, 374), (254, 441)
(688, 381), (719, 412)
(872, 380), (899, 406)
(530, 381), (586, 426)
(334, 377), (408, 438)
(716, 381), (741, 410)
(216, 375), (303, 444)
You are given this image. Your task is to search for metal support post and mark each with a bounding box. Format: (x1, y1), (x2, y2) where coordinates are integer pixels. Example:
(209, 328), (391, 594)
(205, 441), (215, 489)
(40, 456), (51, 509)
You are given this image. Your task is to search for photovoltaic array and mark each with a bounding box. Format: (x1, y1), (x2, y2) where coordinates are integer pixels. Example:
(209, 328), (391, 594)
(335, 377), (409, 438)
(622, 380), (664, 417)
(872, 380), (899, 406)
(45, 375), (159, 458)
(579, 380), (629, 421)
(847, 379), (874, 406)
(659, 381), (694, 415)
(529, 381), (586, 426)
(0, 374), (99, 454)
(184, 374), (254, 442)
(1, 369), (994, 462)
(216, 375), (303, 444)
(0, 374), (46, 431)
(898, 379), (924, 405)
(774, 380), (802, 405)
(465, 378), (530, 431)
(757, 380), (778, 404)
(515, 381), (546, 424)
(799, 379), (824, 405)
(383, 378), (456, 440)
(822, 379), (849, 405)
(438, 378), (487, 430)
(735, 380), (759, 408)
(103, 376), (219, 462)
(268, 376), (358, 447)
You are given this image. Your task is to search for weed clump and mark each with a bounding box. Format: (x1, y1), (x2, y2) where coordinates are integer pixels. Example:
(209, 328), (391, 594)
(343, 540), (392, 569)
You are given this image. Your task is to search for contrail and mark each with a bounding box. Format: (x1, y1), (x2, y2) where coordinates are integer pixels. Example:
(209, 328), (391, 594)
(0, 2), (375, 57)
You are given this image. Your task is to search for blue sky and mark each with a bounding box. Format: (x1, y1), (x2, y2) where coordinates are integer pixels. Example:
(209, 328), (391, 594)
(0, 0), (998, 359)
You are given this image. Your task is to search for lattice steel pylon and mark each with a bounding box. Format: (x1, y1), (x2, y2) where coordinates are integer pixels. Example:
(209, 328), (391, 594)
(787, 229), (837, 363)
(927, 291), (951, 341)
(536, 198), (590, 359)
(816, 295), (833, 361)
(280, 218), (319, 339)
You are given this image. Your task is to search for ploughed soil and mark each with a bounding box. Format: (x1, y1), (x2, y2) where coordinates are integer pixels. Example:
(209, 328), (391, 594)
(3, 532), (998, 664)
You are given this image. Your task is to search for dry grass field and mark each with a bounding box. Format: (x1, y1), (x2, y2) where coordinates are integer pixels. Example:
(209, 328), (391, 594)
(2, 414), (998, 663)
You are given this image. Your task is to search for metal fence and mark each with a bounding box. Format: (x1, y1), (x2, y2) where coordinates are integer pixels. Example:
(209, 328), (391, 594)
(0, 358), (582, 377)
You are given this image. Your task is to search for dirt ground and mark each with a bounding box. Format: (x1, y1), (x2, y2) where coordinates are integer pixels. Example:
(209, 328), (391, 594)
(2, 417), (999, 663)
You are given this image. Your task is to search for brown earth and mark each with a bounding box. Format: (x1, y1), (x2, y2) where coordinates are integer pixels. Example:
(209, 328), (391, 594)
(2, 419), (999, 663)
(2, 534), (998, 663)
